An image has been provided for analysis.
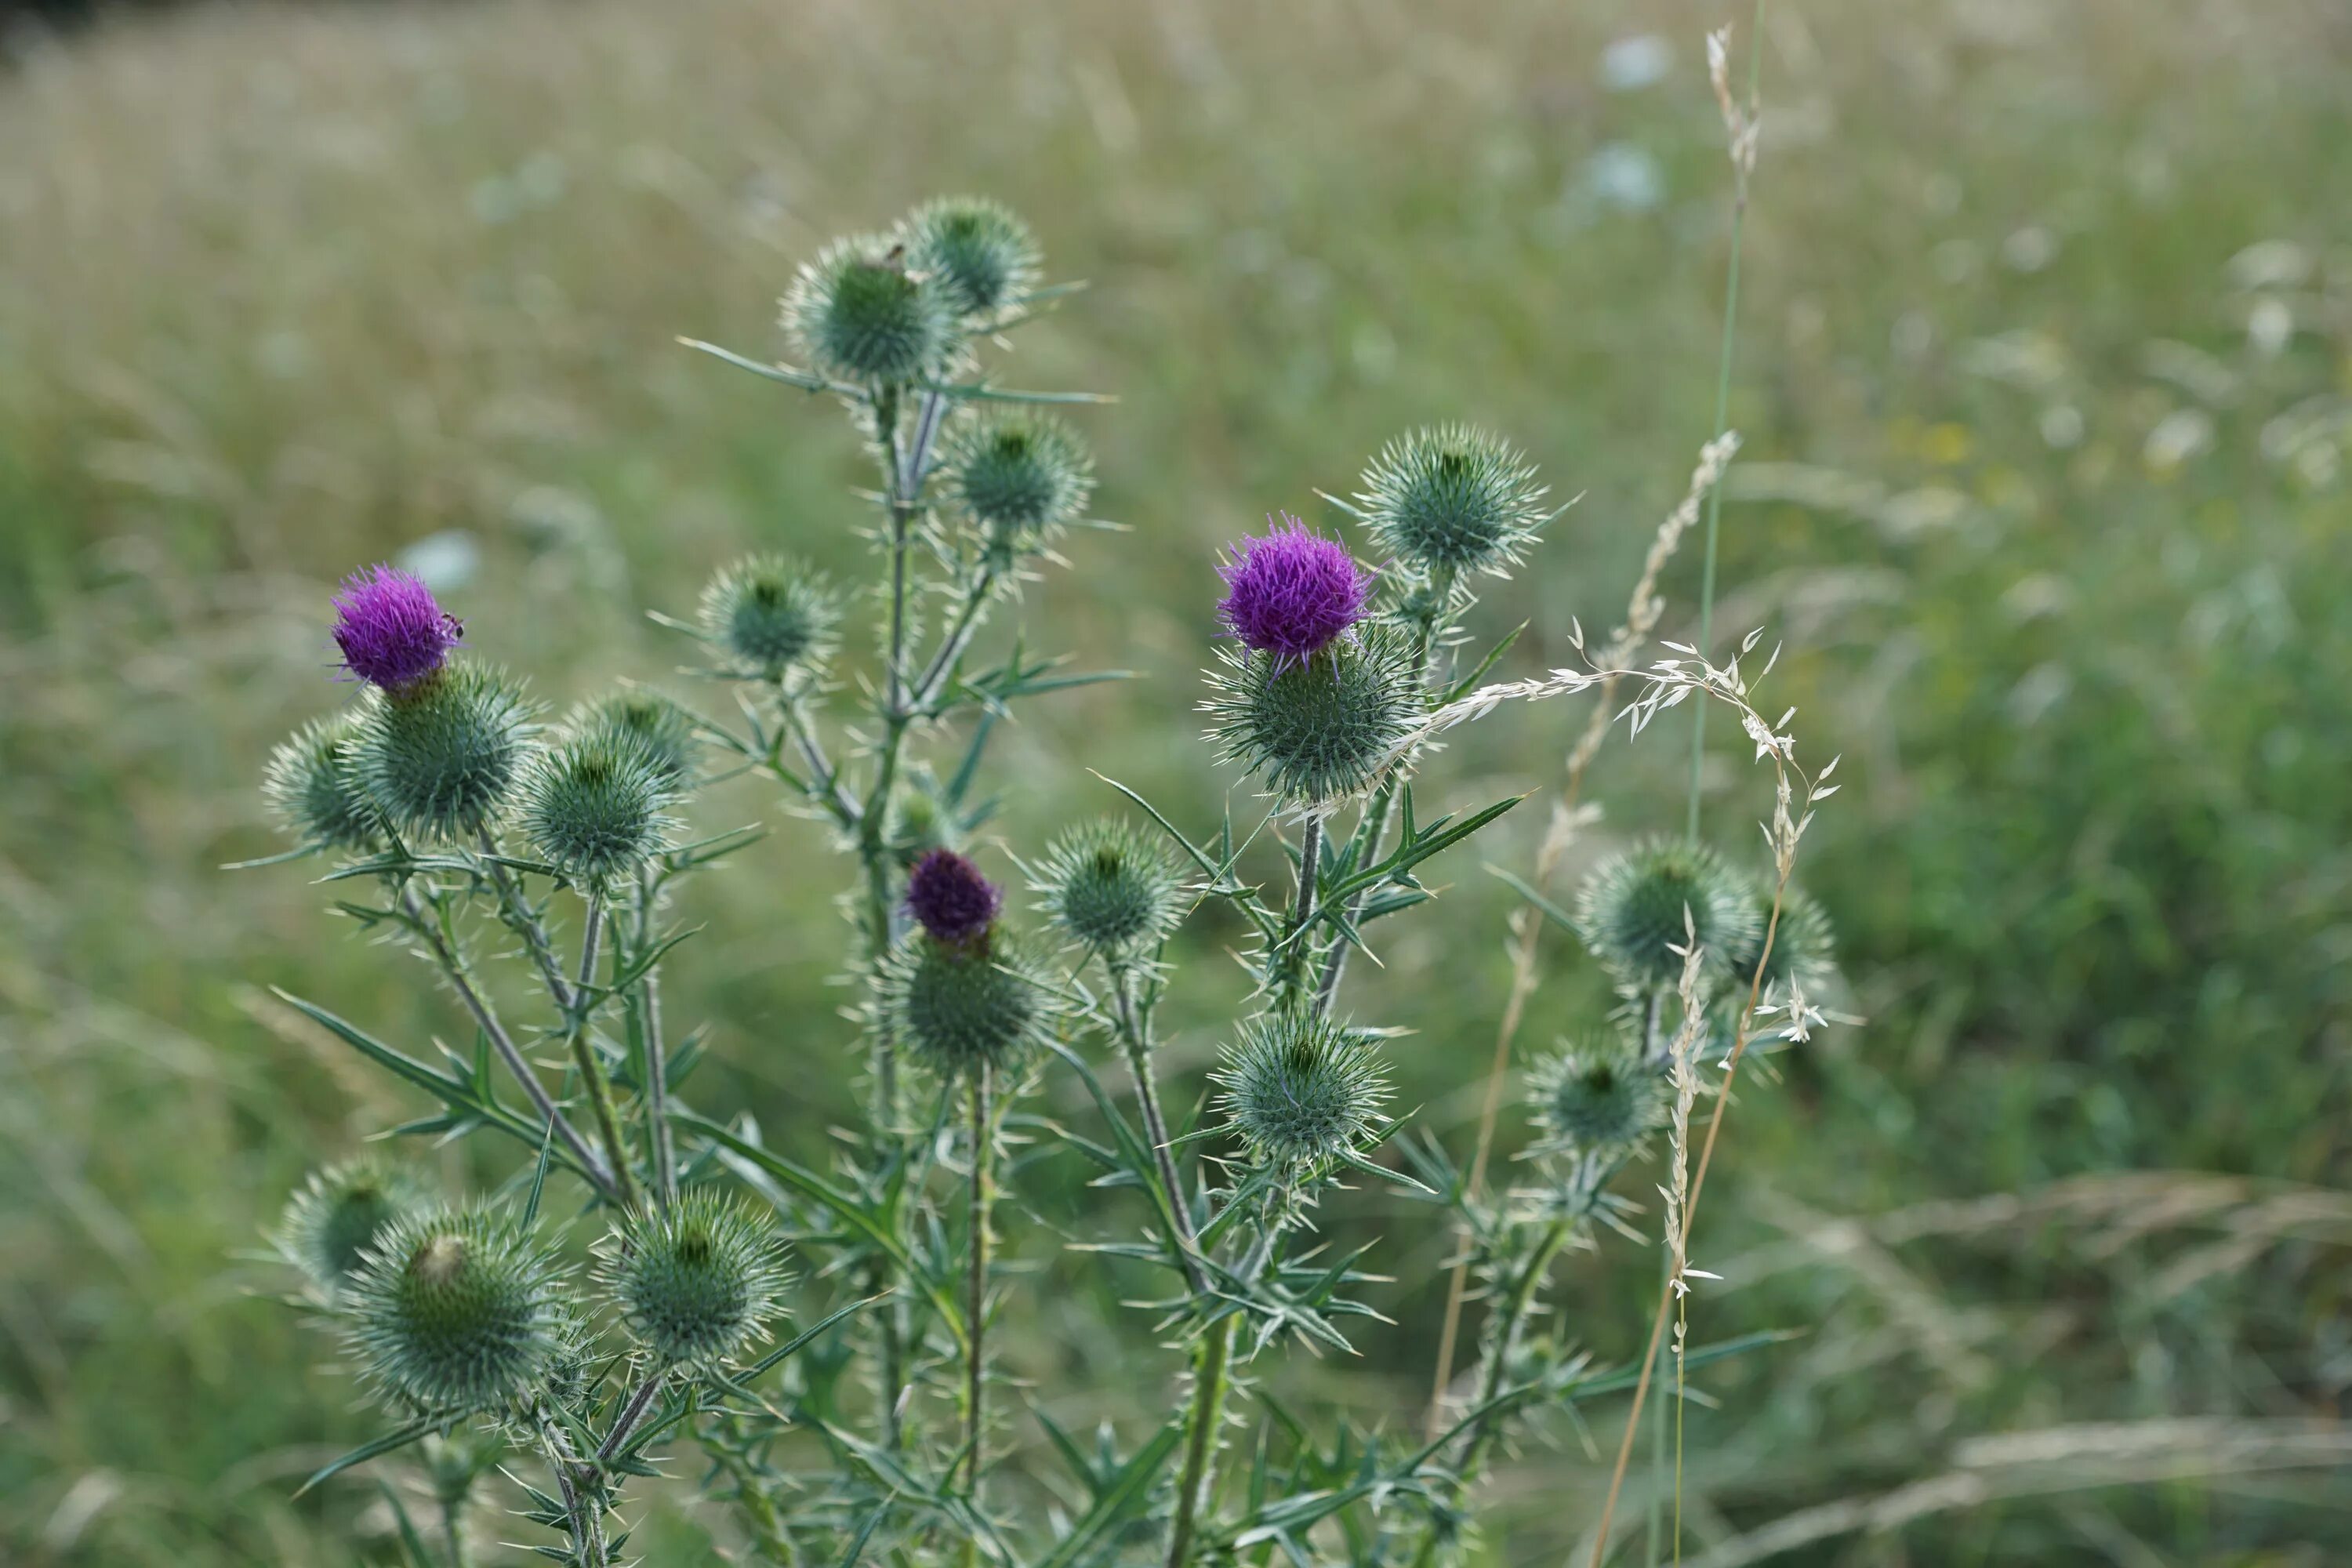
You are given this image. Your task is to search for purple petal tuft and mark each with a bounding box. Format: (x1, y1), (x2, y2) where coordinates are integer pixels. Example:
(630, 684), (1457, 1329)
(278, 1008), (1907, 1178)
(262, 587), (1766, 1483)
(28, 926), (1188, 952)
(1216, 514), (1370, 663)
(332, 565), (461, 690)
(906, 848), (1003, 945)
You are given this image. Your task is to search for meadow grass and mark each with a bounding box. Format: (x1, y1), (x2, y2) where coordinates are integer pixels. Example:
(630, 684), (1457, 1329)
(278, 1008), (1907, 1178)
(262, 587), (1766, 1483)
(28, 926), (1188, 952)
(2, 0), (2349, 1561)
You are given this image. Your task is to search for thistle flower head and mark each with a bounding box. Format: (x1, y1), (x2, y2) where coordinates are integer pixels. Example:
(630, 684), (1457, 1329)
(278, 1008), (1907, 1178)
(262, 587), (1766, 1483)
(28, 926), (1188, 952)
(905, 848), (1003, 946)
(263, 711), (381, 851)
(1216, 514), (1372, 665)
(1355, 424), (1548, 578)
(1214, 1012), (1391, 1169)
(331, 565), (462, 691)
(1527, 1038), (1668, 1156)
(278, 1158), (431, 1295)
(345, 1204), (572, 1414)
(882, 923), (1053, 1079)
(1573, 837), (1762, 989)
(1730, 883), (1837, 997)
(784, 234), (956, 386)
(516, 732), (676, 887)
(599, 1192), (788, 1370)
(945, 412), (1094, 561)
(350, 662), (537, 840)
(1029, 818), (1183, 957)
(565, 689), (700, 787)
(698, 554), (839, 681)
(1205, 623), (1421, 807)
(901, 195), (1040, 321)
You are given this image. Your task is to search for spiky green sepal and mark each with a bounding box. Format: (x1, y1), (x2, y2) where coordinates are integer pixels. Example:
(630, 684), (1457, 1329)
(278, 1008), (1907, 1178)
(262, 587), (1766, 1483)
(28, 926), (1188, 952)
(881, 928), (1055, 1079)
(1203, 624), (1421, 808)
(1353, 423), (1548, 578)
(901, 196), (1041, 321)
(515, 732), (677, 888)
(1526, 1038), (1669, 1157)
(598, 1192), (789, 1370)
(698, 554), (840, 682)
(278, 1158), (433, 1295)
(345, 1204), (574, 1416)
(264, 710), (381, 851)
(1029, 818), (1184, 959)
(783, 235), (957, 386)
(1213, 1012), (1392, 1170)
(350, 662), (536, 841)
(1573, 837), (1762, 989)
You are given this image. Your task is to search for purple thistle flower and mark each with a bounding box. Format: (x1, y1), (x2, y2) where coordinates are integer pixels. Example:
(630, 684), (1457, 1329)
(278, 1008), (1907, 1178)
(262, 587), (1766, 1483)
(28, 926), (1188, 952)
(331, 565), (462, 691)
(1216, 514), (1370, 665)
(906, 848), (1002, 946)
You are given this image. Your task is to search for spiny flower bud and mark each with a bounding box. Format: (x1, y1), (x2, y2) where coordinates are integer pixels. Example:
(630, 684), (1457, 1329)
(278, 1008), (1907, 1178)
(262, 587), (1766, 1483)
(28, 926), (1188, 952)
(1214, 1012), (1391, 1168)
(598, 1192), (788, 1369)
(884, 767), (963, 870)
(350, 662), (536, 840)
(1527, 1040), (1668, 1155)
(900, 196), (1040, 321)
(565, 690), (700, 787)
(883, 926), (1053, 1079)
(784, 234), (956, 387)
(1573, 838), (1762, 989)
(1729, 883), (1837, 996)
(1217, 514), (1372, 666)
(1354, 424), (1548, 578)
(945, 412), (1094, 561)
(331, 564), (463, 691)
(1205, 624), (1421, 807)
(346, 1204), (572, 1414)
(699, 554), (839, 681)
(1029, 818), (1183, 958)
(516, 733), (675, 887)
(904, 848), (1002, 946)
(278, 1159), (431, 1294)
(263, 711), (381, 851)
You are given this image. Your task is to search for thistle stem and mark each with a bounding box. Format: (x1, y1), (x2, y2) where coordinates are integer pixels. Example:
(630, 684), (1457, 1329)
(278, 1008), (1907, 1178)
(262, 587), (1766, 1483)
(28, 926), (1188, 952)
(476, 826), (574, 1014)
(397, 885), (618, 1200)
(599, 1370), (666, 1462)
(964, 1063), (995, 1495)
(635, 867), (677, 1209)
(1110, 967), (1204, 1291)
(564, 894), (640, 1211)
(1273, 816), (1324, 1007)
(1163, 1315), (1233, 1568)
(912, 565), (1001, 712)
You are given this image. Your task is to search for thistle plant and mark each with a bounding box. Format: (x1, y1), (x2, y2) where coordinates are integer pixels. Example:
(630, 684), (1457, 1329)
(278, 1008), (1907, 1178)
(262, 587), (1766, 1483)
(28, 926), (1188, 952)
(243, 172), (1839, 1566)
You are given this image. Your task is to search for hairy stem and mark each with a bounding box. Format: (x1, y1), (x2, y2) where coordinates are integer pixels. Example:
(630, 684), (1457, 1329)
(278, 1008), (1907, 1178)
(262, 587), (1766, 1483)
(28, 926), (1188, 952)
(964, 1062), (993, 1495)
(1163, 1316), (1234, 1568)
(564, 894), (639, 1211)
(599, 1371), (666, 1462)
(1111, 967), (1205, 1291)
(397, 885), (617, 1200)
(633, 866), (677, 1208)
(911, 564), (1001, 712)
(535, 1406), (608, 1568)
(477, 827), (575, 1012)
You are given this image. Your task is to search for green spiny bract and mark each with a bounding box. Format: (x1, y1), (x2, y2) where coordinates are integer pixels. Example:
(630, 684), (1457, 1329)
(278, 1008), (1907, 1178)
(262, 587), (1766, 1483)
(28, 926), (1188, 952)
(1214, 1012), (1392, 1169)
(1526, 1039), (1668, 1156)
(783, 234), (957, 387)
(1204, 624), (1422, 807)
(944, 411), (1094, 564)
(882, 927), (1054, 1079)
(1354, 423), (1548, 579)
(1728, 882), (1837, 996)
(884, 765), (967, 869)
(1029, 818), (1183, 959)
(598, 1192), (788, 1370)
(350, 662), (536, 840)
(1573, 837), (1762, 989)
(564, 689), (700, 786)
(698, 554), (840, 681)
(278, 1158), (431, 1294)
(263, 710), (380, 851)
(900, 196), (1040, 321)
(515, 732), (676, 887)
(345, 1203), (573, 1415)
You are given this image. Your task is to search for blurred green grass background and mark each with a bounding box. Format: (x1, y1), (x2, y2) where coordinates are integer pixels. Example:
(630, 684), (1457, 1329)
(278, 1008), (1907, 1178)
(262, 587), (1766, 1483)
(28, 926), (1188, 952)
(3, 0), (2350, 1562)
